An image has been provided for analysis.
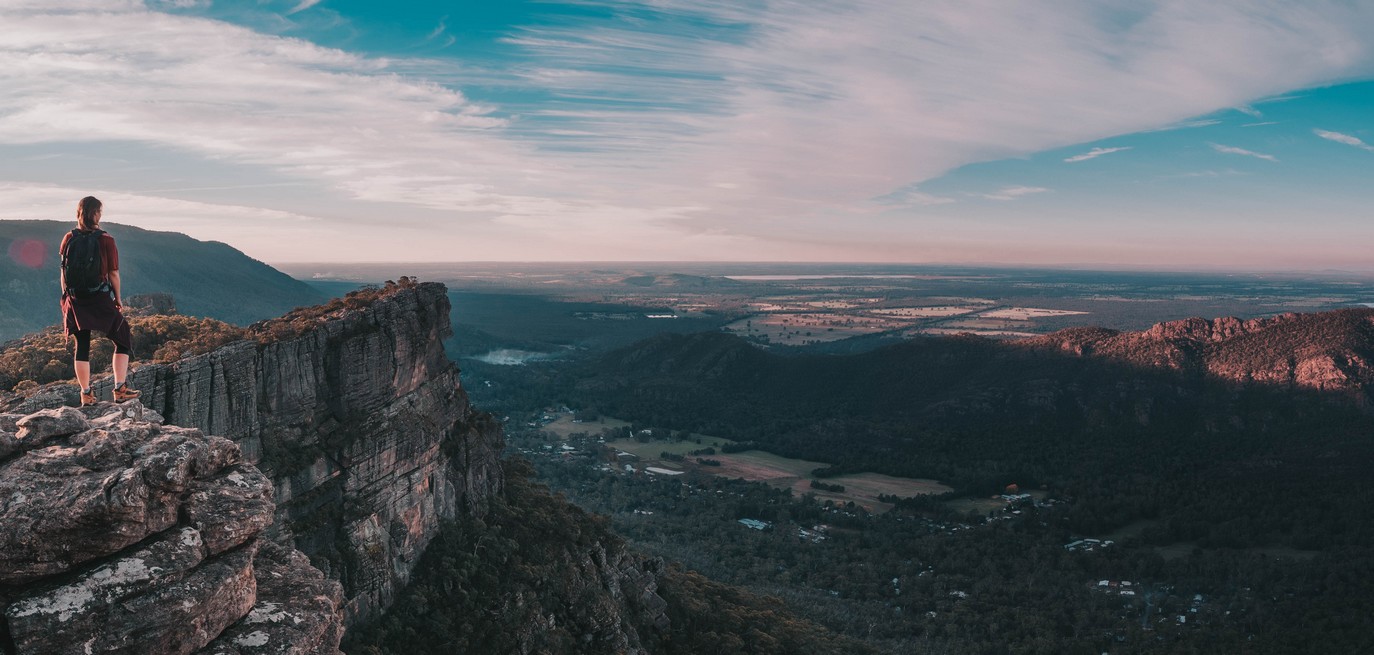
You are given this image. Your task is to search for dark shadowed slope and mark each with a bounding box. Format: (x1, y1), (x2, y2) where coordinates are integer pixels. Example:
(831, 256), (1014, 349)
(564, 310), (1374, 543)
(0, 219), (323, 340)
(580, 309), (1374, 437)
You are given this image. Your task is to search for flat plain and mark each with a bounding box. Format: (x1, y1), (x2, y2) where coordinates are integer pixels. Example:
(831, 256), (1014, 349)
(603, 433), (950, 512)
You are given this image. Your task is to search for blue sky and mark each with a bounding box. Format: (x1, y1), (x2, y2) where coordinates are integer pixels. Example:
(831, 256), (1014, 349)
(1, 1), (1373, 269)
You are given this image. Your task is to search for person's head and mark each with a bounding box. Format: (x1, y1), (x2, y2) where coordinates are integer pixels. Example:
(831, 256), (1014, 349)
(77, 196), (102, 231)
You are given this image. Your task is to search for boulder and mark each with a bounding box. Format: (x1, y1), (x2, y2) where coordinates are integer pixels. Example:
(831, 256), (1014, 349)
(0, 404), (344, 655)
(0, 419), (253, 584)
(14, 405), (90, 443)
(200, 542), (346, 655)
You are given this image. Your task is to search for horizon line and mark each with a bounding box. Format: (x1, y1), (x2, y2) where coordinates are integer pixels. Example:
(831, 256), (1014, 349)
(269, 260), (1374, 278)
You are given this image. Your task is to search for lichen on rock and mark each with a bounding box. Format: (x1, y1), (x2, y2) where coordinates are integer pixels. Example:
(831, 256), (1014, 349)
(0, 401), (344, 655)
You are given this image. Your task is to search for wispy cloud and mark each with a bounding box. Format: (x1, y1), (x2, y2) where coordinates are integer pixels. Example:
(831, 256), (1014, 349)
(427, 17), (447, 40)
(1147, 119), (1222, 132)
(981, 186), (1050, 201)
(1241, 121), (1279, 127)
(492, 0), (1374, 242)
(288, 0), (323, 15)
(425, 16), (456, 47)
(874, 185), (955, 207)
(1064, 146), (1131, 163)
(0, 182), (324, 242)
(1156, 168), (1246, 181)
(1314, 128), (1374, 151)
(1209, 142), (1278, 162)
(3, 1), (1374, 262)
(1235, 105), (1262, 118)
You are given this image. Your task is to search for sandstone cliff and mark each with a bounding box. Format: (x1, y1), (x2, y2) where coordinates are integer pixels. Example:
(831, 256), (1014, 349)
(0, 402), (344, 654)
(0, 282), (503, 626)
(123, 282), (506, 625)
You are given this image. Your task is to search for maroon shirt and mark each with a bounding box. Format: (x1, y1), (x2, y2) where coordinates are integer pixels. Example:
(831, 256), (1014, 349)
(60, 229), (119, 284)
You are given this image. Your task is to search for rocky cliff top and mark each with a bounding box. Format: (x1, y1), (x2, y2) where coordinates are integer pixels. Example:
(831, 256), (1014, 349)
(2, 278), (505, 629)
(1024, 308), (1374, 394)
(0, 401), (344, 655)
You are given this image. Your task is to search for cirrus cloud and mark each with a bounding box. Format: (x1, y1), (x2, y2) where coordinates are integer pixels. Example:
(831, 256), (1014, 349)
(2, 1), (1374, 263)
(1209, 142), (1279, 162)
(1064, 146), (1132, 163)
(1314, 128), (1374, 151)
(981, 186), (1050, 201)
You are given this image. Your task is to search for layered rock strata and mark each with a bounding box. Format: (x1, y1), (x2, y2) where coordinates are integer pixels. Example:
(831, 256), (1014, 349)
(92, 282), (503, 625)
(0, 282), (507, 634)
(0, 402), (344, 655)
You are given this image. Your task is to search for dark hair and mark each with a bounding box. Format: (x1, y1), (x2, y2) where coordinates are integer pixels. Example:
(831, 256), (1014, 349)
(77, 196), (102, 231)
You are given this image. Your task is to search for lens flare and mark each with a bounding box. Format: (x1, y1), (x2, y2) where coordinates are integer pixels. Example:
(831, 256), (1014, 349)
(7, 239), (48, 269)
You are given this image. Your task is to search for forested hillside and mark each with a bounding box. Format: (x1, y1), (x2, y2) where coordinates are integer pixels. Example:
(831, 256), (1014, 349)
(0, 220), (323, 340)
(450, 311), (1374, 651)
(556, 313), (1374, 546)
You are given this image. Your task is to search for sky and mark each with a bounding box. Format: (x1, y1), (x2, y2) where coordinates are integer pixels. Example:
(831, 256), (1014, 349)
(1, 0), (1373, 269)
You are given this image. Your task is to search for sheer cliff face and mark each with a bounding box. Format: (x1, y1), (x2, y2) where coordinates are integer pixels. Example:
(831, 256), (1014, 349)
(112, 282), (505, 625)
(0, 402), (345, 655)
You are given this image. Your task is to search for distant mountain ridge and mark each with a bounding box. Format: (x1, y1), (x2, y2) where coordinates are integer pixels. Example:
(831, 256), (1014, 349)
(591, 308), (1374, 409)
(568, 308), (1374, 495)
(549, 308), (1374, 588)
(0, 220), (324, 341)
(1025, 309), (1374, 398)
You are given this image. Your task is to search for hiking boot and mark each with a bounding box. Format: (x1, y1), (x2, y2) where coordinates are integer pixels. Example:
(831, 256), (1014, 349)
(80, 388), (97, 406)
(113, 384), (141, 402)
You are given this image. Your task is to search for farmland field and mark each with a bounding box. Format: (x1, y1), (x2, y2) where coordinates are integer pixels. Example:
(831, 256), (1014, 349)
(979, 307), (1091, 320)
(541, 414), (632, 438)
(868, 306), (981, 318)
(605, 435), (950, 512)
(723, 312), (905, 343)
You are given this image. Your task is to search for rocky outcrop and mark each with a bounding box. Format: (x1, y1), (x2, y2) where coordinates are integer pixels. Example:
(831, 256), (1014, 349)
(0, 281), (494, 628)
(0, 401), (344, 655)
(507, 529), (672, 653)
(1025, 309), (1374, 399)
(75, 281), (507, 626)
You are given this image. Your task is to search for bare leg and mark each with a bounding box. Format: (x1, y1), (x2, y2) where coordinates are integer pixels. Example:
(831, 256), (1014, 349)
(113, 353), (130, 387)
(75, 360), (91, 391)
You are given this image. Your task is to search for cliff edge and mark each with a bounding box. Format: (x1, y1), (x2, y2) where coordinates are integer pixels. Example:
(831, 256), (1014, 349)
(1, 281), (504, 626)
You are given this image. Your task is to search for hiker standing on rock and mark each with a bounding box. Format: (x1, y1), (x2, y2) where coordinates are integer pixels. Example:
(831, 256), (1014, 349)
(59, 196), (140, 406)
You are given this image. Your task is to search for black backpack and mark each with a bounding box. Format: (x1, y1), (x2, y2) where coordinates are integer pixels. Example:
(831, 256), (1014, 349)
(61, 229), (108, 298)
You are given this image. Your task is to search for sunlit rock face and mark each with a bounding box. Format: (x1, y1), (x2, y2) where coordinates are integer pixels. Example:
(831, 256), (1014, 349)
(0, 400), (344, 655)
(1027, 309), (1374, 400)
(99, 282), (503, 625)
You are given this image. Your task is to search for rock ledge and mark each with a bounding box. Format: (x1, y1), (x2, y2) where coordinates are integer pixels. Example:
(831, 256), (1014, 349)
(0, 401), (344, 655)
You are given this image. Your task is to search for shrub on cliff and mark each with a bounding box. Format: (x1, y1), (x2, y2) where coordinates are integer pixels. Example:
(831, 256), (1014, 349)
(0, 315), (247, 391)
(0, 278), (429, 392)
(249, 276), (420, 343)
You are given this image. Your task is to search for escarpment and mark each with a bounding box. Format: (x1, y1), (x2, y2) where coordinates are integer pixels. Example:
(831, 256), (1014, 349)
(117, 282), (506, 625)
(0, 402), (345, 654)
(1, 282), (504, 627)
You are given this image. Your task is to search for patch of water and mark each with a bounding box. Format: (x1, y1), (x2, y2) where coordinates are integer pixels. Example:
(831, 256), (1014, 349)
(470, 349), (558, 365)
